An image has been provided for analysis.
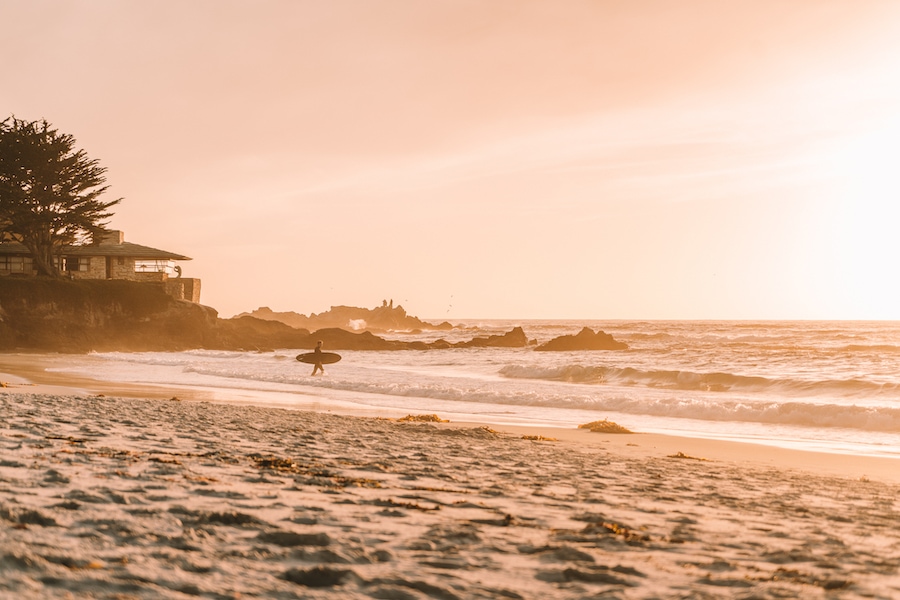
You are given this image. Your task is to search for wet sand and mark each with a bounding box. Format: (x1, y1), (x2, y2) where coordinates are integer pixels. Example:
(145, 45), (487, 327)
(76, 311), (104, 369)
(2, 358), (900, 598)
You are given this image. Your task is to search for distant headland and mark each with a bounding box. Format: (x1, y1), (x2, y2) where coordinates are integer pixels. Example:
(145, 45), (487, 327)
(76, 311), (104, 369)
(237, 302), (453, 333)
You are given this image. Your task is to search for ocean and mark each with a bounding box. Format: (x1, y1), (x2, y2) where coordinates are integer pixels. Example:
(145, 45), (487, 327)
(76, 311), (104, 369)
(49, 320), (900, 458)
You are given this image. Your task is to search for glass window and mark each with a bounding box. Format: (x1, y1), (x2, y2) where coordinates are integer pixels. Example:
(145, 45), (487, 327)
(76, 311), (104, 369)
(0, 256), (29, 273)
(135, 260), (174, 273)
(63, 257), (88, 272)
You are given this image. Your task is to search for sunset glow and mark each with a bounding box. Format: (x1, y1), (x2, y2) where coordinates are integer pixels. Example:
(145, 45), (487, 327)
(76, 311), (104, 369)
(4, 0), (900, 319)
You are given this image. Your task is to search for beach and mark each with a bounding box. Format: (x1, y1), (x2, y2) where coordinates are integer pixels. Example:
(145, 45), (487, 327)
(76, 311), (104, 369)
(3, 363), (900, 599)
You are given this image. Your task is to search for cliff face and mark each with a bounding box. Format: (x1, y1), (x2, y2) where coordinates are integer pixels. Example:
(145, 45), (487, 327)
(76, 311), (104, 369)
(0, 279), (221, 352)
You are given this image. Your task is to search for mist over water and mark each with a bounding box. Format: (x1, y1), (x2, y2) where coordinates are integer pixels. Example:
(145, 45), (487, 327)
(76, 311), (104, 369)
(52, 320), (900, 457)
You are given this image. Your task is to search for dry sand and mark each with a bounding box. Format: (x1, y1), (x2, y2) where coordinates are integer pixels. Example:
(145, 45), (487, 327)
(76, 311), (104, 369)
(2, 363), (900, 598)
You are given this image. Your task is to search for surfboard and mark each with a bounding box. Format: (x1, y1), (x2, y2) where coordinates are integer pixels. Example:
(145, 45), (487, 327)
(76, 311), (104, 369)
(296, 351), (342, 365)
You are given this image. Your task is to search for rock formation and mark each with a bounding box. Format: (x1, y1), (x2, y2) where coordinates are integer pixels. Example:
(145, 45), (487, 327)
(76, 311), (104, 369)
(534, 327), (628, 351)
(455, 327), (531, 348)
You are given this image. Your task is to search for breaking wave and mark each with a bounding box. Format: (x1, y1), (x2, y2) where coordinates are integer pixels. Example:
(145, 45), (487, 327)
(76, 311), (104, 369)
(498, 364), (900, 398)
(168, 363), (900, 433)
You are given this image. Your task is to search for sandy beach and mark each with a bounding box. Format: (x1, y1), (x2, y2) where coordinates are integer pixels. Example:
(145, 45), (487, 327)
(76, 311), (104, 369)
(2, 363), (900, 598)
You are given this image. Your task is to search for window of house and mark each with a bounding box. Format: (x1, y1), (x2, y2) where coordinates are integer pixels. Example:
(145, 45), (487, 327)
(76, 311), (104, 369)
(135, 260), (174, 273)
(0, 256), (30, 273)
(63, 257), (89, 272)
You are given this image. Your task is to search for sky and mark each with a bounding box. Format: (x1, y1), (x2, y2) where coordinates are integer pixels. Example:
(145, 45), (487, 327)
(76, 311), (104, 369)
(3, 0), (900, 320)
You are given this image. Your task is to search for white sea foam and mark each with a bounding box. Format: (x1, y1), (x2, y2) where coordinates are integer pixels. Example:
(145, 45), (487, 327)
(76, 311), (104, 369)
(49, 320), (900, 457)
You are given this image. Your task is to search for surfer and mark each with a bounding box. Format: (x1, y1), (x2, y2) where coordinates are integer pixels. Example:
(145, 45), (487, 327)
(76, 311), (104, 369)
(311, 340), (326, 376)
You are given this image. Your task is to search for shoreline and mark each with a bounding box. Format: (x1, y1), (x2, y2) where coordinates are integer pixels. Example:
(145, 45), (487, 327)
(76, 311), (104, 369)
(3, 352), (899, 486)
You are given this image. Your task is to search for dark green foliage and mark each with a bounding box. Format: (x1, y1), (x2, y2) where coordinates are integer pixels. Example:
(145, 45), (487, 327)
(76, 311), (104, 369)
(0, 278), (171, 316)
(0, 116), (121, 276)
(0, 278), (177, 351)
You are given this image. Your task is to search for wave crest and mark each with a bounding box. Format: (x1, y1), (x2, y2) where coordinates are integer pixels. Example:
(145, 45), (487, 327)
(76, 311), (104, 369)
(499, 364), (900, 397)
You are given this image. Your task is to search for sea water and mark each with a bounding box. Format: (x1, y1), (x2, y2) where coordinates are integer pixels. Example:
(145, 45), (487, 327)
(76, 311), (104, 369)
(48, 320), (900, 458)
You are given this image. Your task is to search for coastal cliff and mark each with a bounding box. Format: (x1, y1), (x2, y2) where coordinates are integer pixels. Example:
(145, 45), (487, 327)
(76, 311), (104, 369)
(1, 279), (218, 352)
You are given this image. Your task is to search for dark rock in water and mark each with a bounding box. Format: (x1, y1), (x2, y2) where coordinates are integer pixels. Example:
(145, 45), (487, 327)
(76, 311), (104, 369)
(214, 315), (309, 351)
(456, 326), (530, 348)
(534, 327), (627, 351)
(307, 327), (406, 351)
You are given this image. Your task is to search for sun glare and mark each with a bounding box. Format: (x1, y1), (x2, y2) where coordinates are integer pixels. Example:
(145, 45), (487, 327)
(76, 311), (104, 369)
(813, 116), (900, 318)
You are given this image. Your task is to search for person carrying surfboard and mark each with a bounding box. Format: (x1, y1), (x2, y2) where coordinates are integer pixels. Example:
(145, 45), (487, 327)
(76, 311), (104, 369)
(296, 345), (341, 371)
(311, 340), (326, 376)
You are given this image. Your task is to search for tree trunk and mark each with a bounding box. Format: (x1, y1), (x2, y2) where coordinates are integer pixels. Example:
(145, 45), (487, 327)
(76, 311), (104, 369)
(22, 239), (60, 277)
(32, 255), (60, 277)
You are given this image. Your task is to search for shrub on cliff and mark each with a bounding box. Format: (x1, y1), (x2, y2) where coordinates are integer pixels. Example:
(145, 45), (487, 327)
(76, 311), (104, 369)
(0, 278), (198, 351)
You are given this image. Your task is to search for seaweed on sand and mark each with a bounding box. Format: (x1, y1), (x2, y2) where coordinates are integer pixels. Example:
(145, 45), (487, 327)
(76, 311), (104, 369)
(578, 419), (634, 434)
(398, 414), (449, 423)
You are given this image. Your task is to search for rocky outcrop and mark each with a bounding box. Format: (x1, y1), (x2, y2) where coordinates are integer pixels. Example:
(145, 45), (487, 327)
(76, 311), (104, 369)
(210, 322), (409, 352)
(211, 316), (309, 352)
(534, 327), (628, 351)
(455, 327), (531, 348)
(302, 328), (408, 351)
(238, 304), (453, 333)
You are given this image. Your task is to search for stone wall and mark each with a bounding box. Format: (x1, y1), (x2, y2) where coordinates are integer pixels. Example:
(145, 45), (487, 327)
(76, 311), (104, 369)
(68, 256), (138, 280)
(109, 256), (137, 280)
(69, 256), (106, 280)
(68, 257), (176, 283)
(165, 278), (202, 303)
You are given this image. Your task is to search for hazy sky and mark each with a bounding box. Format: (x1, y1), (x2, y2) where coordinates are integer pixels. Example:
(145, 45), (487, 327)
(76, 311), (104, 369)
(4, 0), (900, 319)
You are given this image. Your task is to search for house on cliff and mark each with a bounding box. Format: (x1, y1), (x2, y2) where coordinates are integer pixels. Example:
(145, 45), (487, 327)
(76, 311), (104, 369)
(0, 230), (200, 302)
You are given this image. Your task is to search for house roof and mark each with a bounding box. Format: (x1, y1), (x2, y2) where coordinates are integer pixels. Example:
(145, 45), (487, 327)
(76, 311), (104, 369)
(0, 241), (191, 261)
(66, 241), (191, 260)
